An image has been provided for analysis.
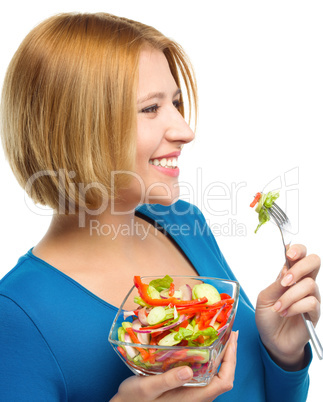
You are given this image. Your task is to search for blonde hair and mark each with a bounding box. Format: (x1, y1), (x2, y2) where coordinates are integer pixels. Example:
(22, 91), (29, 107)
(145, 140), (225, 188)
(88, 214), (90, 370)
(1, 12), (197, 212)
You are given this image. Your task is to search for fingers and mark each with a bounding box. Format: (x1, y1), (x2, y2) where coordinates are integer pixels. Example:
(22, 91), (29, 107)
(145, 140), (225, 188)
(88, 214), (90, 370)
(216, 331), (238, 387)
(272, 277), (321, 322)
(286, 244), (307, 264)
(150, 366), (193, 397)
(281, 253), (321, 286)
(115, 333), (238, 402)
(199, 331), (238, 401)
(257, 246), (321, 316)
(281, 296), (321, 323)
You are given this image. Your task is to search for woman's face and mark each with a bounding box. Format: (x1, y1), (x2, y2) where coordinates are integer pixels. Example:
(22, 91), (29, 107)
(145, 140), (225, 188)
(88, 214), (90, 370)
(134, 47), (195, 205)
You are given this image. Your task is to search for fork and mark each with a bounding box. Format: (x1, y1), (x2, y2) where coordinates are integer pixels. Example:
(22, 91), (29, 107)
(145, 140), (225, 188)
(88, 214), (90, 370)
(264, 202), (323, 360)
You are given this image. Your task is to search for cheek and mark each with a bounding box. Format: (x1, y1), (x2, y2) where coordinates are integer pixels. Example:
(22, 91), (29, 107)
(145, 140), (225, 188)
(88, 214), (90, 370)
(136, 121), (161, 164)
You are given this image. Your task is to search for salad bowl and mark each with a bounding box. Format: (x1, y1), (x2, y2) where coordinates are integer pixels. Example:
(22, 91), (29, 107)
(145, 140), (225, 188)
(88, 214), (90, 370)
(108, 275), (240, 387)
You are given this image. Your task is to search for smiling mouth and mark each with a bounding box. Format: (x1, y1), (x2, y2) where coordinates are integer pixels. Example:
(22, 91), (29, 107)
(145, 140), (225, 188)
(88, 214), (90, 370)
(149, 157), (178, 169)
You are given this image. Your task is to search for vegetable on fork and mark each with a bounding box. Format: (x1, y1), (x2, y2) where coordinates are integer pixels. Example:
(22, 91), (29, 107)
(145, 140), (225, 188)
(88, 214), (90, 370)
(250, 191), (280, 233)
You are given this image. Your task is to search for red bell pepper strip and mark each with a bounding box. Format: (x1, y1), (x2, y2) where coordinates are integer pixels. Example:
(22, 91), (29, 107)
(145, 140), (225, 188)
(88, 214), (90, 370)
(196, 335), (205, 344)
(134, 276), (208, 307)
(220, 293), (232, 300)
(148, 348), (156, 364)
(172, 349), (188, 359)
(153, 329), (172, 344)
(151, 331), (163, 339)
(169, 282), (175, 296)
(250, 192), (261, 208)
(198, 316), (214, 330)
(125, 327), (150, 361)
(216, 306), (228, 323)
(174, 319), (190, 331)
(177, 298), (234, 315)
(218, 306), (232, 329)
(117, 346), (127, 358)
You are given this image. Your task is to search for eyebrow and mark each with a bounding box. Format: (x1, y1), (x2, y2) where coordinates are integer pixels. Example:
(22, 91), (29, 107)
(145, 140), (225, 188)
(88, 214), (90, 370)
(137, 88), (182, 104)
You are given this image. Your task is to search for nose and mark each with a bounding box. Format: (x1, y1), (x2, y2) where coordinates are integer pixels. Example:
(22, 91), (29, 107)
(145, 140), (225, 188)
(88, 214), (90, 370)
(164, 106), (195, 145)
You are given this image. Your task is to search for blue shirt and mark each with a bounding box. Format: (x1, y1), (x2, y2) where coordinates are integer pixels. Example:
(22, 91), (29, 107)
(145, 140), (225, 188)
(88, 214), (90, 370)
(0, 201), (311, 401)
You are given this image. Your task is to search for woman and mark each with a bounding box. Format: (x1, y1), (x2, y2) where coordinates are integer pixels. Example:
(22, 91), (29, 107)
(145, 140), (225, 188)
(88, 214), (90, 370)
(0, 12), (320, 401)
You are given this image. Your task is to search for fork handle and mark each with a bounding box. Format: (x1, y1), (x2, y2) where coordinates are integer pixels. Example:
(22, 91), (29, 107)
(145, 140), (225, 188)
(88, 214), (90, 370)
(285, 246), (323, 359)
(302, 314), (323, 360)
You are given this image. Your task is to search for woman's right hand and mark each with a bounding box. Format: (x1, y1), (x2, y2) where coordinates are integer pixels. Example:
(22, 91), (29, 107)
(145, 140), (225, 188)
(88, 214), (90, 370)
(111, 331), (238, 402)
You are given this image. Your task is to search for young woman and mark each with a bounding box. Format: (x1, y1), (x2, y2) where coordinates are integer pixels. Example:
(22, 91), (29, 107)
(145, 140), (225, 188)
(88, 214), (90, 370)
(0, 13), (320, 401)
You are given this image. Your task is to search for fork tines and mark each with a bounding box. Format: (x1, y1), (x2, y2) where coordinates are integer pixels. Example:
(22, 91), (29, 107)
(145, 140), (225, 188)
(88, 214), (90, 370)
(265, 203), (287, 227)
(270, 202), (290, 225)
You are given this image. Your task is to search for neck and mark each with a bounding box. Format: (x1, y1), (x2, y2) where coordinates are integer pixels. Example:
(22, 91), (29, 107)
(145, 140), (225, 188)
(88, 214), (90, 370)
(36, 199), (153, 258)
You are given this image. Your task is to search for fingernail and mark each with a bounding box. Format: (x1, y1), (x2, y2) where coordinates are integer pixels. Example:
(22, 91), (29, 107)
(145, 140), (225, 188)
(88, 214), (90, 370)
(286, 249), (296, 259)
(280, 310), (288, 317)
(177, 367), (192, 381)
(281, 273), (293, 287)
(272, 301), (282, 312)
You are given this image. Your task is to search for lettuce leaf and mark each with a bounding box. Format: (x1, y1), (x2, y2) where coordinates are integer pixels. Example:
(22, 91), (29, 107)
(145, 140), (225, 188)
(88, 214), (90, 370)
(149, 275), (173, 292)
(254, 191), (280, 233)
(263, 191), (280, 208)
(174, 327), (194, 341)
(189, 327), (219, 346)
(173, 326), (218, 346)
(255, 207), (270, 233)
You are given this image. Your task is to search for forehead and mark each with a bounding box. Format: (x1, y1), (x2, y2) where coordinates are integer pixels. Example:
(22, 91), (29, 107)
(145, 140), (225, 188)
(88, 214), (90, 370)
(137, 47), (178, 97)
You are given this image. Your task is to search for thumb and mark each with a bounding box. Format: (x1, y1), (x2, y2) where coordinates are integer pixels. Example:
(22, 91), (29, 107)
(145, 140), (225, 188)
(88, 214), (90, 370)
(119, 366), (193, 400)
(258, 266), (288, 307)
(145, 366), (193, 399)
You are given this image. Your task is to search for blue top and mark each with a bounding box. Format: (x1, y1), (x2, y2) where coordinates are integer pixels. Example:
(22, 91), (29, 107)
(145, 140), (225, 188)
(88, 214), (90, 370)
(0, 201), (312, 401)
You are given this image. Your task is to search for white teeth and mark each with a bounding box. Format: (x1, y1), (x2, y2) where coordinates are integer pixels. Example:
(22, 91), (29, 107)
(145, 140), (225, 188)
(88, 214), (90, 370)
(149, 157), (178, 169)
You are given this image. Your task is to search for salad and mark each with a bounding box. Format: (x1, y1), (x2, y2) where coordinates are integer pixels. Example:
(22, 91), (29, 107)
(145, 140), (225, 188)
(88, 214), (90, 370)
(250, 191), (280, 233)
(116, 275), (235, 373)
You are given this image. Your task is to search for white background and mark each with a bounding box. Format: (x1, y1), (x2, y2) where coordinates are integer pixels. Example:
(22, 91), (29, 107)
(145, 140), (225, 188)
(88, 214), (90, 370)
(0, 1), (322, 400)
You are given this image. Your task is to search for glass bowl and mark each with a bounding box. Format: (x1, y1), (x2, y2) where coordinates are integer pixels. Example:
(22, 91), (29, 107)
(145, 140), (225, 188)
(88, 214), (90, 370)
(108, 276), (240, 387)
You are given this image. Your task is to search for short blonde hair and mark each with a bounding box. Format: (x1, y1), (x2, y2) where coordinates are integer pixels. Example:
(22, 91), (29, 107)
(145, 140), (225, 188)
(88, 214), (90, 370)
(1, 12), (197, 212)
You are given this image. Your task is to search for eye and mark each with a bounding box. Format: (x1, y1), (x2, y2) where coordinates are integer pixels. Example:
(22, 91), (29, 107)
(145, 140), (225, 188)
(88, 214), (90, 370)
(140, 104), (160, 114)
(173, 100), (184, 110)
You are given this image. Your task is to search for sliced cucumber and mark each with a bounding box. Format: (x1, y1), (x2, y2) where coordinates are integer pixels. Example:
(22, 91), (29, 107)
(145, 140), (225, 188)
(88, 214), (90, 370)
(122, 321), (132, 330)
(147, 285), (161, 299)
(160, 289), (183, 299)
(147, 306), (167, 325)
(192, 283), (221, 305)
(118, 327), (126, 342)
(134, 296), (150, 307)
(158, 332), (181, 346)
(164, 308), (175, 320)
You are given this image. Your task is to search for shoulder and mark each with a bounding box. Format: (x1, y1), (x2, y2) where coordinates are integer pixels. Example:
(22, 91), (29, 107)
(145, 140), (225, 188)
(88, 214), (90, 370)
(137, 200), (213, 240)
(137, 200), (205, 224)
(0, 250), (35, 294)
(0, 249), (69, 312)
(137, 200), (218, 250)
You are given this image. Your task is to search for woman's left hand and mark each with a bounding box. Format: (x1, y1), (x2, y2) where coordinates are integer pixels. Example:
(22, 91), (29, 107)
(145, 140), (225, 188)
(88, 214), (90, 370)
(255, 244), (321, 370)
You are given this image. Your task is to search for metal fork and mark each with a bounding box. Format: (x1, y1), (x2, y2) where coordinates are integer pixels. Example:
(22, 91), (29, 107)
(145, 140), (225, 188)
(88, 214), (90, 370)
(264, 202), (323, 360)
